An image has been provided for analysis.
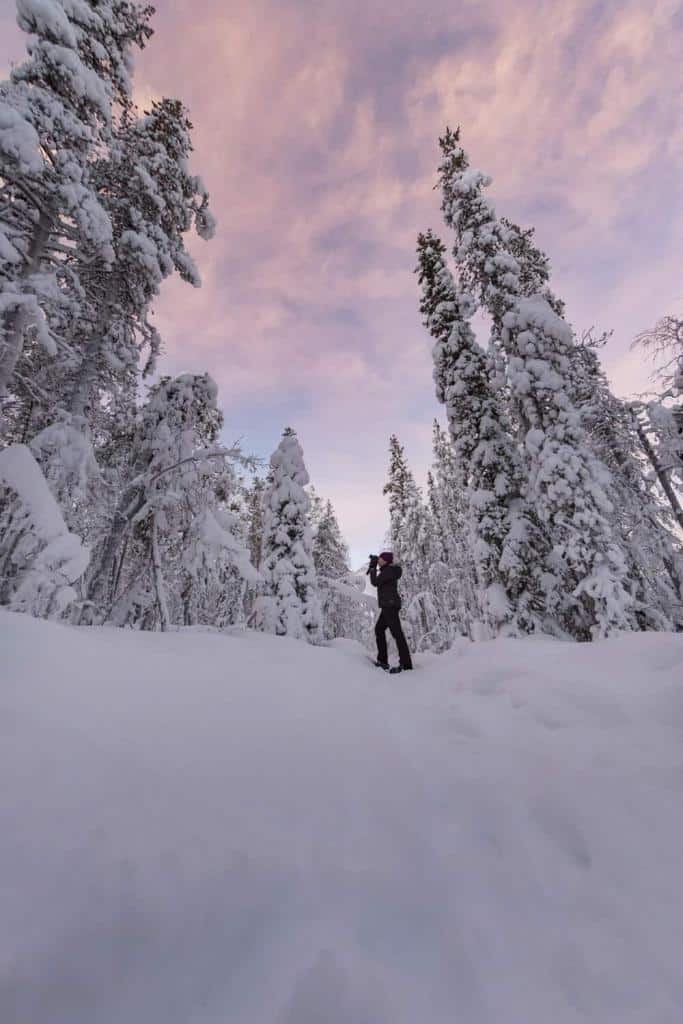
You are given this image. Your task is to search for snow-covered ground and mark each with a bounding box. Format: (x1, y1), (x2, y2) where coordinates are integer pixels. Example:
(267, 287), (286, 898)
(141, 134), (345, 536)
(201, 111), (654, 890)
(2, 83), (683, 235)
(2, 611), (683, 1023)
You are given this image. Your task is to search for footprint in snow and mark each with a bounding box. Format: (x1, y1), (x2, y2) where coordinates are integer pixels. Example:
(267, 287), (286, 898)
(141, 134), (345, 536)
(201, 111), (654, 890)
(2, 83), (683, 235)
(280, 949), (389, 1024)
(442, 708), (481, 738)
(531, 799), (592, 870)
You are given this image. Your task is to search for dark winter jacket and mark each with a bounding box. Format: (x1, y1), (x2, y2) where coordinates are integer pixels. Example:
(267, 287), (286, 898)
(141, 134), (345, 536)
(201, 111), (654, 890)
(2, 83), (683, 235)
(369, 563), (403, 610)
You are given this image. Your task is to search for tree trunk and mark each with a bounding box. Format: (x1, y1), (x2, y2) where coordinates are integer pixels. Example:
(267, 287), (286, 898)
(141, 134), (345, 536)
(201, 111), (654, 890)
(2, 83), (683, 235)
(635, 418), (683, 532)
(87, 484), (144, 615)
(151, 515), (170, 631)
(69, 335), (102, 417)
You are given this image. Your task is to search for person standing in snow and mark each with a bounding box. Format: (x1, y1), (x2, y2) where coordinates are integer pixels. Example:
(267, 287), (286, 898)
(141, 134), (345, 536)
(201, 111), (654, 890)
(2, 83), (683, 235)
(367, 552), (413, 673)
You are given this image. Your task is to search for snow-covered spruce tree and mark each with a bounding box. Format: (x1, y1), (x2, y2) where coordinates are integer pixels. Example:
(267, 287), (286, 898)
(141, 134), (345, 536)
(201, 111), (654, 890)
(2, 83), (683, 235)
(425, 465), (458, 643)
(437, 129), (637, 638)
(416, 229), (548, 636)
(428, 420), (478, 639)
(451, 164), (681, 627)
(426, 469), (444, 556)
(437, 127), (519, 336)
(241, 474), (269, 624)
(245, 476), (266, 570)
(256, 428), (322, 642)
(398, 481), (444, 650)
(312, 497), (361, 641)
(382, 434), (448, 649)
(87, 374), (256, 630)
(499, 217), (565, 318)
(307, 484), (325, 534)
(0, 0), (154, 412)
(313, 498), (349, 580)
(308, 495), (373, 643)
(382, 434), (414, 547)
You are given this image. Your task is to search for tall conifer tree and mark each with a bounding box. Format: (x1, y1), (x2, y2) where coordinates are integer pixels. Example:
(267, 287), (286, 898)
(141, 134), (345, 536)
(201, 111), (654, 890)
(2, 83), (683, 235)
(436, 128), (637, 638)
(417, 229), (548, 636)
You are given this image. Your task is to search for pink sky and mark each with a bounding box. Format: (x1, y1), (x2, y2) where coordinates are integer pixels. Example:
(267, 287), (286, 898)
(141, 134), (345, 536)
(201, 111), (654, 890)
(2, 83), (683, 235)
(2, 0), (681, 565)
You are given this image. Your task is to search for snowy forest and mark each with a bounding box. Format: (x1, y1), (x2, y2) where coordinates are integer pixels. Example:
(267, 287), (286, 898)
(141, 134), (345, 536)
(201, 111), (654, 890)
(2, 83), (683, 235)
(3, 5), (683, 1021)
(1, 0), (682, 648)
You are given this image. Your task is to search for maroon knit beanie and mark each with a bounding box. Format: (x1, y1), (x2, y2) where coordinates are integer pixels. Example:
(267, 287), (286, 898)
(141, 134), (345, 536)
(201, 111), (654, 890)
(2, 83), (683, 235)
(379, 551), (394, 564)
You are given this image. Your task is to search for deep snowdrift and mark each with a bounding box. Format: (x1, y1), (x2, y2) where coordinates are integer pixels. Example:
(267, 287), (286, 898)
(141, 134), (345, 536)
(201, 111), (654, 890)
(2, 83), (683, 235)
(2, 611), (683, 1023)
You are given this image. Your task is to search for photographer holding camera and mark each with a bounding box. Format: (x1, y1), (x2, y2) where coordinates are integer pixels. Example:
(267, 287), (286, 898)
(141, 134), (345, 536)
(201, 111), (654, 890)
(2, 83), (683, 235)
(367, 552), (413, 674)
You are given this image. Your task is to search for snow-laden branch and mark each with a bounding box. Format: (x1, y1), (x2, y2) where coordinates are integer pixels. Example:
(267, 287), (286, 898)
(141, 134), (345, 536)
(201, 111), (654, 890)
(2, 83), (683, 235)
(144, 447), (256, 487)
(0, 444), (89, 615)
(318, 575), (376, 610)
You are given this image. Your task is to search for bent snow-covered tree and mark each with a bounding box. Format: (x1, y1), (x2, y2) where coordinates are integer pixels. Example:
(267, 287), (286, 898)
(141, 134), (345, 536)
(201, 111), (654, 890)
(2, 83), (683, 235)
(257, 428), (322, 643)
(572, 340), (683, 629)
(87, 373), (255, 630)
(436, 128), (637, 639)
(632, 315), (683, 532)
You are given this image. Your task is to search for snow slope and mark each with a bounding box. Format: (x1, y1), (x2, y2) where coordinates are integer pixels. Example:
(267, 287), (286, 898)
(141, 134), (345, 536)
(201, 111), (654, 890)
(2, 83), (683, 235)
(2, 611), (683, 1023)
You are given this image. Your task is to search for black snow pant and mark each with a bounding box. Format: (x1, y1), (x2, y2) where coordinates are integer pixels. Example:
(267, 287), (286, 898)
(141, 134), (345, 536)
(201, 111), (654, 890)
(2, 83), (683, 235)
(375, 608), (413, 669)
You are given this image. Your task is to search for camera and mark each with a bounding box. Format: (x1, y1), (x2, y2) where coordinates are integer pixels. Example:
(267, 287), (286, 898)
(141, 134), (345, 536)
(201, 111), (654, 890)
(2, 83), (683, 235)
(366, 553), (379, 575)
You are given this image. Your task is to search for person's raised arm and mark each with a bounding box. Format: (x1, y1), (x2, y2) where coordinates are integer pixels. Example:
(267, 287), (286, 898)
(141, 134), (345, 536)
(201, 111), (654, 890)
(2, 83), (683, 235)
(379, 563), (401, 581)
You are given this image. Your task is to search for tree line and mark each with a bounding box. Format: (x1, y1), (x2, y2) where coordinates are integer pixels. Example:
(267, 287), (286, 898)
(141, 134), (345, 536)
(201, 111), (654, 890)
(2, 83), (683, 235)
(1, 2), (681, 645)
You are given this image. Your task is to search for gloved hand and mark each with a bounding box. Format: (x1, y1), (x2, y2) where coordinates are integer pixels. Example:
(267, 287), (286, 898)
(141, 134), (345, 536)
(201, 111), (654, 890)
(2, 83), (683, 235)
(366, 554), (379, 574)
